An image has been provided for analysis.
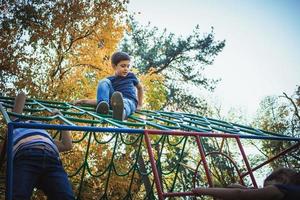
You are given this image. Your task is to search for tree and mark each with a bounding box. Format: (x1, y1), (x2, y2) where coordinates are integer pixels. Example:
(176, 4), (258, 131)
(0, 0), (128, 100)
(138, 68), (167, 110)
(253, 86), (300, 169)
(119, 19), (225, 114)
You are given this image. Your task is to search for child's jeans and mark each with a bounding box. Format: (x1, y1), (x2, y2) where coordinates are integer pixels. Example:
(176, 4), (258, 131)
(13, 148), (74, 200)
(97, 78), (137, 118)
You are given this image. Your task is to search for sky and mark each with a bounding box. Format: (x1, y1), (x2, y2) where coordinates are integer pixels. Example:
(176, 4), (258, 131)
(128, 0), (300, 119)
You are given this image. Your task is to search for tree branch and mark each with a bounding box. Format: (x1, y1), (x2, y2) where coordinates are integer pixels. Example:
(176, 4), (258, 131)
(283, 92), (300, 121)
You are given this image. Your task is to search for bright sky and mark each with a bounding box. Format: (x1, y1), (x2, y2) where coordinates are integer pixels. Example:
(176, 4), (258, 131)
(128, 0), (300, 119)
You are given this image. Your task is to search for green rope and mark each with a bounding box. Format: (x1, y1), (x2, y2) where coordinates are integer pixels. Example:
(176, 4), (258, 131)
(1, 95), (298, 199)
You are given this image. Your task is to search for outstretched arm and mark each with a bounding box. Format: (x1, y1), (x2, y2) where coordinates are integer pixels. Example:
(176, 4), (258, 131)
(192, 186), (284, 200)
(1, 92), (26, 165)
(51, 109), (73, 152)
(136, 83), (143, 110)
(11, 91), (26, 120)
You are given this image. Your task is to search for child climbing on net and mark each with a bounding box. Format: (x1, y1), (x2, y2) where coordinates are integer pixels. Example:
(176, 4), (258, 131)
(74, 51), (143, 121)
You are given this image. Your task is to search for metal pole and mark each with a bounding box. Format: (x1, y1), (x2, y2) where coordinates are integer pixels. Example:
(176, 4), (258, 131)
(236, 137), (257, 188)
(241, 142), (300, 178)
(195, 135), (213, 187)
(144, 131), (164, 200)
(6, 123), (14, 200)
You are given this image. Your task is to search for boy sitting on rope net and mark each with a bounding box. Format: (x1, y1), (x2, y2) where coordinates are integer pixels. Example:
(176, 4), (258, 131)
(74, 51), (144, 121)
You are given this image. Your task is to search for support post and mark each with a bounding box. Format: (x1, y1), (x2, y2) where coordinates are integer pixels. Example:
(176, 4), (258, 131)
(6, 123), (14, 200)
(195, 135), (213, 187)
(144, 131), (164, 200)
(236, 137), (257, 188)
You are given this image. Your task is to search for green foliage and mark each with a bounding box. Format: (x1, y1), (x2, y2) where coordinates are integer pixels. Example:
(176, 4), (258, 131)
(253, 87), (300, 169)
(119, 18), (225, 114)
(139, 69), (167, 110)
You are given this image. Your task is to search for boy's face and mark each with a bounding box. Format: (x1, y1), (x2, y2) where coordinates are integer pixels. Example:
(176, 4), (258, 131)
(113, 60), (130, 77)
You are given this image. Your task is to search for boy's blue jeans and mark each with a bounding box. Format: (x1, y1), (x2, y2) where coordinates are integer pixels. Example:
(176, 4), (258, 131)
(13, 148), (74, 200)
(96, 78), (137, 118)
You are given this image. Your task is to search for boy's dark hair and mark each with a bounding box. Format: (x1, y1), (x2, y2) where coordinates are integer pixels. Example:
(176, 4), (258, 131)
(111, 52), (130, 65)
(264, 168), (300, 185)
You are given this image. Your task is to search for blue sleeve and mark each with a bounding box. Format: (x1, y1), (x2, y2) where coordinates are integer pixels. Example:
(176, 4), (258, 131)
(131, 73), (139, 86)
(107, 75), (115, 80)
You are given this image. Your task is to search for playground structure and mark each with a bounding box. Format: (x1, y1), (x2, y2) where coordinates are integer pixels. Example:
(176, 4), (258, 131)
(0, 95), (299, 200)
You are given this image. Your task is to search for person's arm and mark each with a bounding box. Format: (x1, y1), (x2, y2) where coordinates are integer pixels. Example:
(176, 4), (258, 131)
(227, 183), (249, 189)
(192, 185), (284, 200)
(136, 83), (143, 110)
(51, 109), (73, 152)
(73, 99), (97, 106)
(11, 91), (26, 120)
(0, 92), (26, 166)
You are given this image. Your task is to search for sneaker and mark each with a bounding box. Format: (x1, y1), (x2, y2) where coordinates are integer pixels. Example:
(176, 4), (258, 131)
(111, 92), (124, 121)
(96, 101), (109, 114)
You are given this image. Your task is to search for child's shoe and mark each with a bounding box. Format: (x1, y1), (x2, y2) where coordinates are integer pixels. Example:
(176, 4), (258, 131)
(111, 92), (124, 121)
(96, 101), (109, 114)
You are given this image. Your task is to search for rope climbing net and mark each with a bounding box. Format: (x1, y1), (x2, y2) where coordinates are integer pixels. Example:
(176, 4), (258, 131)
(0, 95), (299, 200)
